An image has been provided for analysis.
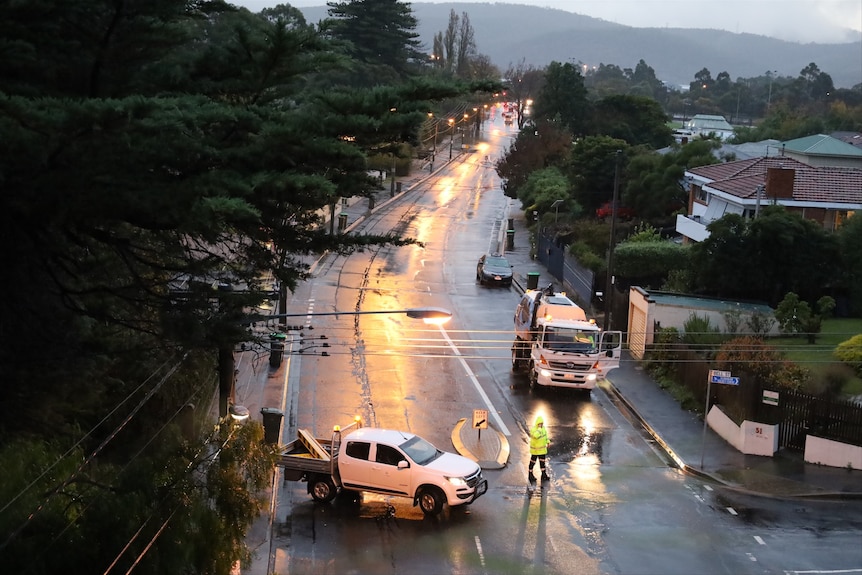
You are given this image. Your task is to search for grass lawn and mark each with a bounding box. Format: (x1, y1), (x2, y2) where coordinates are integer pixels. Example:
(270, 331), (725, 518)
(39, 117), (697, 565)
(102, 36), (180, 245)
(769, 318), (862, 397)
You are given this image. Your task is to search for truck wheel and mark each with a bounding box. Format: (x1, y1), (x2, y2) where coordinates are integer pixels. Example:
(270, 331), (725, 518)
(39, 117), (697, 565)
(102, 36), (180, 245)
(309, 476), (338, 503)
(511, 349), (521, 372)
(528, 366), (538, 389)
(417, 486), (445, 516)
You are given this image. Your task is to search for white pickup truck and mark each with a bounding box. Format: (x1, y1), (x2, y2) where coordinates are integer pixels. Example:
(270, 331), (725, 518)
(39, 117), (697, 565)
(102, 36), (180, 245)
(279, 418), (488, 516)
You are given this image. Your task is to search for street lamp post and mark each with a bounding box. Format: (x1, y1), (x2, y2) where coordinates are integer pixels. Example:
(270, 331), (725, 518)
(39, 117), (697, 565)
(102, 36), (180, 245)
(390, 153), (396, 197)
(551, 199), (564, 224)
(603, 150), (622, 332)
(448, 118), (454, 159)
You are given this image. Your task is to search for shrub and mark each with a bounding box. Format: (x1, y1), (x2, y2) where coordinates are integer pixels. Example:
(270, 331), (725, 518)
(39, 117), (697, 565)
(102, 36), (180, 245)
(834, 334), (862, 375)
(745, 311), (775, 337)
(682, 312), (723, 356)
(805, 363), (854, 398)
(715, 336), (810, 392)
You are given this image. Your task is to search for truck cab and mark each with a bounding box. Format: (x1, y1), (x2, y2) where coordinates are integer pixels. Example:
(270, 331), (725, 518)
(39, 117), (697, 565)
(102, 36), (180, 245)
(512, 286), (622, 390)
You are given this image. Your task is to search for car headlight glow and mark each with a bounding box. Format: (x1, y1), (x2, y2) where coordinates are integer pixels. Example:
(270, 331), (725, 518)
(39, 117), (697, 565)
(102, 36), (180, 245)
(447, 476), (467, 487)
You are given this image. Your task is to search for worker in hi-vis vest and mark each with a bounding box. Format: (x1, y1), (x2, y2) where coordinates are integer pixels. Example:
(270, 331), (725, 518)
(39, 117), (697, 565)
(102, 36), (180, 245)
(528, 415), (550, 482)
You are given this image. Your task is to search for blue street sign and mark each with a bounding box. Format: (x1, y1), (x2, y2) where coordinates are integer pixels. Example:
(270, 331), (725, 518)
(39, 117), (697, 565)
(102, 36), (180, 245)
(710, 375), (740, 385)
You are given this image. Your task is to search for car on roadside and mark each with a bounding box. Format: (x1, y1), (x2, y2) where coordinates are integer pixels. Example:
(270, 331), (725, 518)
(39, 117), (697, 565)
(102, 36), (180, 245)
(596, 201), (636, 220)
(476, 253), (513, 287)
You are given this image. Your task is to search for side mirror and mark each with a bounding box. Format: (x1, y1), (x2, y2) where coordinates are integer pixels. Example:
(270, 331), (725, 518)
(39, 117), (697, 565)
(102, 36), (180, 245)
(397, 460), (409, 470)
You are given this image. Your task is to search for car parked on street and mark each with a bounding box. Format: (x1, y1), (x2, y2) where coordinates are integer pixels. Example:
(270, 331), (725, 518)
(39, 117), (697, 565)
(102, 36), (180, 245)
(477, 253), (513, 287)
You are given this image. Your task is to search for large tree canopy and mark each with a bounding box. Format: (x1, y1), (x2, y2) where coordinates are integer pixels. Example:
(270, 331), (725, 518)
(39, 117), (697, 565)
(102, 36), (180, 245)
(324, 0), (425, 82)
(530, 61), (590, 136)
(0, 1), (486, 571)
(690, 207), (840, 305)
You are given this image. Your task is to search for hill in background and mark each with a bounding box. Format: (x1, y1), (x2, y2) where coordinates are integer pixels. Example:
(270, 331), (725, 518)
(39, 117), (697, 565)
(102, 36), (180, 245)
(298, 2), (862, 89)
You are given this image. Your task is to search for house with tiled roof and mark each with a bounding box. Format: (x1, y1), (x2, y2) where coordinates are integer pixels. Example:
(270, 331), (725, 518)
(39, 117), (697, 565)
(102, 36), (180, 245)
(676, 152), (862, 243)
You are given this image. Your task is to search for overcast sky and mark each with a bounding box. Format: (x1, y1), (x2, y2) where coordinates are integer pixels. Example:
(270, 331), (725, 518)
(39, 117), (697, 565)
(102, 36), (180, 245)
(232, 0), (862, 44)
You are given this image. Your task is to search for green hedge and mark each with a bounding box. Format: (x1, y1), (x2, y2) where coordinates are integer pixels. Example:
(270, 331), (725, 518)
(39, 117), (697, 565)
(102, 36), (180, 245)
(613, 241), (689, 278)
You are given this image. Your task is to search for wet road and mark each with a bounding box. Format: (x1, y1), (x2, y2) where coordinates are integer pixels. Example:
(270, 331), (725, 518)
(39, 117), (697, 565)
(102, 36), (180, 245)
(257, 116), (862, 575)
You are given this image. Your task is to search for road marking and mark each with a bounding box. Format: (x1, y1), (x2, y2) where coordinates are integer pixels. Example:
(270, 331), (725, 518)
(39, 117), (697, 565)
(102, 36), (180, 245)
(727, 507), (738, 515)
(704, 485), (713, 491)
(754, 535), (766, 545)
(474, 536), (486, 568)
(438, 325), (511, 436)
(746, 552), (758, 562)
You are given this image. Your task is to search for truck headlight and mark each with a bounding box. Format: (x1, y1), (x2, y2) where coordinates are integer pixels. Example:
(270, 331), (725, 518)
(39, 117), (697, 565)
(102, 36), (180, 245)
(539, 368), (552, 377)
(447, 476), (467, 487)
(586, 373), (597, 381)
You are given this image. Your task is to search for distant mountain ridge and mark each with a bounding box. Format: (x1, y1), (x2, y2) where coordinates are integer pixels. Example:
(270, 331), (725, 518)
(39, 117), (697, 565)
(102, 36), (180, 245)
(297, 3), (862, 89)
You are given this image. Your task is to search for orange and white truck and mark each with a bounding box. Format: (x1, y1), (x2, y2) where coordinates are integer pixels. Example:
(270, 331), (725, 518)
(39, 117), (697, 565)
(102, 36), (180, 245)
(512, 285), (622, 391)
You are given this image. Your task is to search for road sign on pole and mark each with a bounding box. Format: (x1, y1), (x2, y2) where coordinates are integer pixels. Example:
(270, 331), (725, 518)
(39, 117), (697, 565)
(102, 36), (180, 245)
(710, 375), (740, 385)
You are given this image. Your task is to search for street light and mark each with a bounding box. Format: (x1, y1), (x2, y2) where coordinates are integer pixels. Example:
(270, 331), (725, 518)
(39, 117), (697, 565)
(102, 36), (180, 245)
(229, 404), (250, 422)
(551, 199), (564, 224)
(448, 118), (455, 159)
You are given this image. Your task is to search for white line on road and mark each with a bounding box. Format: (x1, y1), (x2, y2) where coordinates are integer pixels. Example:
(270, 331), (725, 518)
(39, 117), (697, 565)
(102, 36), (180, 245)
(438, 325), (511, 436)
(727, 507), (738, 515)
(754, 535), (766, 545)
(474, 536), (486, 568)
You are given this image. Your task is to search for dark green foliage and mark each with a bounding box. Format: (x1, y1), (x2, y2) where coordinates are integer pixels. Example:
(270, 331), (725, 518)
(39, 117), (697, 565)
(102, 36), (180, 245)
(690, 207), (840, 306)
(745, 311), (776, 337)
(564, 136), (630, 213)
(531, 61), (590, 135)
(495, 119), (573, 200)
(590, 94), (673, 148)
(613, 241), (690, 284)
(0, 0), (489, 570)
(622, 139), (720, 220)
(837, 213), (862, 315)
(682, 312), (724, 356)
(324, 0), (425, 81)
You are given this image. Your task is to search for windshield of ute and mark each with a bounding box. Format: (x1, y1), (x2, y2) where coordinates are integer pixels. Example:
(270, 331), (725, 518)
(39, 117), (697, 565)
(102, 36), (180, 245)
(399, 435), (443, 465)
(542, 327), (598, 354)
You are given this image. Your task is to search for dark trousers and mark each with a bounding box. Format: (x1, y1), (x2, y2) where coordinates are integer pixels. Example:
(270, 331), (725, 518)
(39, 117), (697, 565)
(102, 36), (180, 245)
(528, 454), (547, 474)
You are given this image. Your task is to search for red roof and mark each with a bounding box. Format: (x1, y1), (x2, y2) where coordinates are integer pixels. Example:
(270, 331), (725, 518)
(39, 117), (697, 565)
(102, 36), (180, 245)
(687, 157), (862, 206)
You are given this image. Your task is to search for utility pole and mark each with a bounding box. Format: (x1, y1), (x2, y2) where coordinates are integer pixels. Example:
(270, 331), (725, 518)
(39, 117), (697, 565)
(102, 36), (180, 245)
(603, 150), (622, 332)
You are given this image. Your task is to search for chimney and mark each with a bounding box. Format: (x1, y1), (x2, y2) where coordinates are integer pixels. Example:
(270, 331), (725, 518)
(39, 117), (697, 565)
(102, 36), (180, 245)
(765, 167), (794, 199)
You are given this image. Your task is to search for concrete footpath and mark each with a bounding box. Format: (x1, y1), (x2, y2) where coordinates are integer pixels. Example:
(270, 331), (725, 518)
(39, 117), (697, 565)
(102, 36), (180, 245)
(241, 152), (861, 575)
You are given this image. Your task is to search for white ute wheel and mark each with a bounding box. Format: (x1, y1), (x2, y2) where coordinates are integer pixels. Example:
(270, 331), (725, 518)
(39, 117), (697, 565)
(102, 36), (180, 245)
(417, 486), (445, 516)
(309, 476), (338, 503)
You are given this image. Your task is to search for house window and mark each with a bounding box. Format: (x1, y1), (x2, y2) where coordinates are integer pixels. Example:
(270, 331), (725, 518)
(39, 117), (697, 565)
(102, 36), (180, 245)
(694, 185), (709, 204)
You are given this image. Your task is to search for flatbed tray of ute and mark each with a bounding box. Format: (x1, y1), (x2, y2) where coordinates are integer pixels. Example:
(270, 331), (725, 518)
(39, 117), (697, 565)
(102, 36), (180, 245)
(297, 429), (331, 460)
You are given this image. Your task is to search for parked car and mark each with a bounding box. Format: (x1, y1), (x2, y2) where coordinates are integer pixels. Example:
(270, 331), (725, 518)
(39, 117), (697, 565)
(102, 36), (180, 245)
(596, 201), (635, 219)
(476, 253), (513, 287)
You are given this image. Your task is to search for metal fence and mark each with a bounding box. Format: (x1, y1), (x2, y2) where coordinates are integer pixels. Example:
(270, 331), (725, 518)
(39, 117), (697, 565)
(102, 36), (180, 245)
(668, 347), (862, 451)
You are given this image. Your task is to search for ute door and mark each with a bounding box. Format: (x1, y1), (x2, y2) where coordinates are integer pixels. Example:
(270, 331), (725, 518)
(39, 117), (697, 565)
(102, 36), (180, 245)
(339, 440), (374, 490)
(368, 443), (411, 496)
(598, 331), (623, 372)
